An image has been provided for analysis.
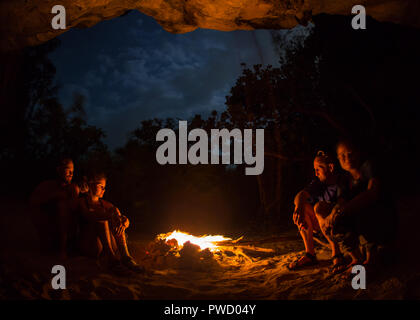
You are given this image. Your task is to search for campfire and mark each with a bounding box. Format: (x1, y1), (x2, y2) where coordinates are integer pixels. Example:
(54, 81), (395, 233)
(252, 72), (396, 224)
(142, 230), (275, 272)
(157, 230), (233, 252)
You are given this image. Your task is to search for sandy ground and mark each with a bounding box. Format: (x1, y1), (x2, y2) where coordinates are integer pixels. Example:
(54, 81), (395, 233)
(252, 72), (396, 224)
(1, 197), (420, 300)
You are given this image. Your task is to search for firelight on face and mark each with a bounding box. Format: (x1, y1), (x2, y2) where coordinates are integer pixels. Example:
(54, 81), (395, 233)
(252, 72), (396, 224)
(313, 159), (330, 182)
(91, 178), (106, 198)
(58, 162), (74, 184)
(337, 143), (360, 172)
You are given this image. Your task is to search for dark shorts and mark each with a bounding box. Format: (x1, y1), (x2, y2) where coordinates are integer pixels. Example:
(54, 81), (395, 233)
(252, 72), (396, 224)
(332, 202), (397, 252)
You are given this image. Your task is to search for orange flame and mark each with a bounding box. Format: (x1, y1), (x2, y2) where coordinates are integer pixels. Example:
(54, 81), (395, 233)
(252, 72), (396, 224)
(157, 230), (231, 251)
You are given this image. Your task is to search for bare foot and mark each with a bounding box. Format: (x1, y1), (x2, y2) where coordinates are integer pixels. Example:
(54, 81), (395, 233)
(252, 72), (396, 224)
(287, 253), (318, 270)
(339, 260), (364, 280)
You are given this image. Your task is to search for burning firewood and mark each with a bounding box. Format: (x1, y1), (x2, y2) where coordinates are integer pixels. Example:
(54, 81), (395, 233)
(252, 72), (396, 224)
(141, 230), (279, 272)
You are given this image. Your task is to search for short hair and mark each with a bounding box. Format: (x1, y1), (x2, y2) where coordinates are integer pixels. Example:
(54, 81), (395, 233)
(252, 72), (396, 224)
(314, 150), (334, 165)
(336, 139), (359, 153)
(56, 158), (73, 168)
(87, 172), (107, 183)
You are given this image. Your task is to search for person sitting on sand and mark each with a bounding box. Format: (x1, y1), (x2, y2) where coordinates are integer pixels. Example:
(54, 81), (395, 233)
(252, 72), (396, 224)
(78, 172), (143, 273)
(324, 140), (396, 274)
(29, 158), (80, 259)
(288, 151), (347, 271)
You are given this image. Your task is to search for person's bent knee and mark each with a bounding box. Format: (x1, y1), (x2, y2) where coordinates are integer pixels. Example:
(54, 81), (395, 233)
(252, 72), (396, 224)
(293, 192), (301, 206)
(314, 201), (333, 219)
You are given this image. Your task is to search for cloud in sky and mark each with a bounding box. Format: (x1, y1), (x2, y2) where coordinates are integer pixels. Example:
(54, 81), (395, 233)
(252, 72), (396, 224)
(50, 11), (282, 149)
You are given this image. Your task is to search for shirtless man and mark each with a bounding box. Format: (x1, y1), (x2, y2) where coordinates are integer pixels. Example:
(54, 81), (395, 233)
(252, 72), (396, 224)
(29, 158), (80, 259)
(288, 151), (346, 271)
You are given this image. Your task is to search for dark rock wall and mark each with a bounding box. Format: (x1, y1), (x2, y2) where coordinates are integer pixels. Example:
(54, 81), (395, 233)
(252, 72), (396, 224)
(1, 0), (419, 52)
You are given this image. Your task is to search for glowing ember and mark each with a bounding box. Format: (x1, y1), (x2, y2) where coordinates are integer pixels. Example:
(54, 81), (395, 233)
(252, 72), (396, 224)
(157, 230), (232, 251)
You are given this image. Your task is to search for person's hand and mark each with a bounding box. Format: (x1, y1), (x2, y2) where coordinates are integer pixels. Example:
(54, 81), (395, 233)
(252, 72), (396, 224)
(293, 205), (307, 230)
(112, 214), (129, 236)
(79, 181), (89, 194)
(114, 221), (125, 236)
(121, 215), (129, 229)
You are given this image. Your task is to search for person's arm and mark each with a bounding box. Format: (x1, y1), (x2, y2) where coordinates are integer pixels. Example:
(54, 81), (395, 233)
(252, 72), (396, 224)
(341, 177), (380, 216)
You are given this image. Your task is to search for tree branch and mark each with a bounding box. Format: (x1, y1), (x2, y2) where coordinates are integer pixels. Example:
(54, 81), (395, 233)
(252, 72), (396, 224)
(291, 106), (349, 137)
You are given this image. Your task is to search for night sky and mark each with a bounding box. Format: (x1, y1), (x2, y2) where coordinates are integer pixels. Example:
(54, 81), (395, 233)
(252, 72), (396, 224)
(49, 10), (307, 149)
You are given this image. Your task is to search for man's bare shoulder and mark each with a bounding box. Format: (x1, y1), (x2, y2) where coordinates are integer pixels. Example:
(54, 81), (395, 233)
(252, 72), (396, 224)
(67, 182), (80, 195)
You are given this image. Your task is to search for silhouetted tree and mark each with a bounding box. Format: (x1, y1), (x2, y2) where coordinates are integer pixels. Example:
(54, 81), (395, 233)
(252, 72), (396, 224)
(0, 39), (109, 193)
